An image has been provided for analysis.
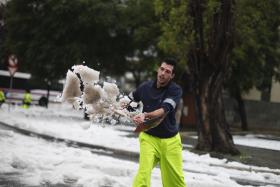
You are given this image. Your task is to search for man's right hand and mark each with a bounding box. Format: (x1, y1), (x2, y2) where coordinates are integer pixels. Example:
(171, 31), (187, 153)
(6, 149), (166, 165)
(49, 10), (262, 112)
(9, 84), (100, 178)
(132, 113), (145, 126)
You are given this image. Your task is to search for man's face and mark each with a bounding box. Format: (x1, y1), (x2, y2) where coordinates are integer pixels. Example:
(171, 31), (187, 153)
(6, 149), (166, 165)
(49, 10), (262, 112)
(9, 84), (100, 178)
(157, 62), (175, 87)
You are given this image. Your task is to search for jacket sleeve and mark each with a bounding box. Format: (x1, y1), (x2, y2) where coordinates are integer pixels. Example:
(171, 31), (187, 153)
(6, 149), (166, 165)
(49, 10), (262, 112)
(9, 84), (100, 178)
(161, 85), (182, 113)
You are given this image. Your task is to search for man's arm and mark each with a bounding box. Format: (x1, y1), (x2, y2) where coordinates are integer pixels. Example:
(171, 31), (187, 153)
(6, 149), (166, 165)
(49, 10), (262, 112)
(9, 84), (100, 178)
(144, 108), (165, 119)
(132, 107), (165, 125)
(132, 85), (182, 126)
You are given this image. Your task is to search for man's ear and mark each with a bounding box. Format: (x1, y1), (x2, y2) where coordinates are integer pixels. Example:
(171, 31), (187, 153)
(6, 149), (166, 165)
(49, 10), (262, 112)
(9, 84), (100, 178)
(171, 73), (175, 79)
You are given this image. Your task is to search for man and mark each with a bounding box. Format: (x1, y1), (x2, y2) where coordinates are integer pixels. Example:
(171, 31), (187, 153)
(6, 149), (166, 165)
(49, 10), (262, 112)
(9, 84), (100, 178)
(130, 58), (186, 187)
(23, 89), (32, 108)
(0, 89), (5, 108)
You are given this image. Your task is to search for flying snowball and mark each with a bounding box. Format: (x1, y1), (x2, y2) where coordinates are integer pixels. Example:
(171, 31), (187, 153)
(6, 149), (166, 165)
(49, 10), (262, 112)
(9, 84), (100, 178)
(61, 70), (82, 103)
(82, 84), (102, 104)
(72, 65), (100, 83)
(61, 64), (142, 125)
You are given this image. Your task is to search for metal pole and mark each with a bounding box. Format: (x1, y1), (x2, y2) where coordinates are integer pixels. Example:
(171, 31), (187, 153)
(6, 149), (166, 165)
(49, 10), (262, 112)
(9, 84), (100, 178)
(46, 81), (50, 108)
(8, 75), (14, 111)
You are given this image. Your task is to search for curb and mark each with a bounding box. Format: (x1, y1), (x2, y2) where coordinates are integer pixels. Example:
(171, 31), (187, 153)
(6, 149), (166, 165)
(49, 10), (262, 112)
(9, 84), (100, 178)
(0, 121), (139, 162)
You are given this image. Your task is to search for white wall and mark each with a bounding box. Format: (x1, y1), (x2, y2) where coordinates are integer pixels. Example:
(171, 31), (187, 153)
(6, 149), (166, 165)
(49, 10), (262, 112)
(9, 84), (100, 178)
(270, 78), (280, 103)
(241, 78), (280, 103)
(242, 86), (261, 101)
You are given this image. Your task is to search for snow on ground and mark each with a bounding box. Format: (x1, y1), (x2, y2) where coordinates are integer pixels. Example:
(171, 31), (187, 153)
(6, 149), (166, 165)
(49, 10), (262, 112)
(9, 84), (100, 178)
(0, 103), (280, 187)
(190, 134), (280, 151)
(234, 135), (280, 151)
(0, 129), (146, 187)
(0, 104), (139, 152)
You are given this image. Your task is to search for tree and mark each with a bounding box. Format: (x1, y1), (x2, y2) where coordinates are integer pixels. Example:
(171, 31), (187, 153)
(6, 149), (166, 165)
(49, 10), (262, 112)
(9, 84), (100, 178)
(2, 0), (131, 86)
(118, 0), (161, 87)
(155, 0), (239, 154)
(2, 0), (164, 88)
(227, 0), (280, 131)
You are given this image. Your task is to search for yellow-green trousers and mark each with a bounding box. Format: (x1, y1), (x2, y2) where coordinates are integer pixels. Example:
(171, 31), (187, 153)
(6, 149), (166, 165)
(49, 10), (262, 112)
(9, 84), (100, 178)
(133, 132), (186, 187)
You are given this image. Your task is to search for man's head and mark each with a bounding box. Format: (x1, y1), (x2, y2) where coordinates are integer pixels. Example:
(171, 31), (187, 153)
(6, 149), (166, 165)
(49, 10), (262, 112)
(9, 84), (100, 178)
(157, 58), (177, 88)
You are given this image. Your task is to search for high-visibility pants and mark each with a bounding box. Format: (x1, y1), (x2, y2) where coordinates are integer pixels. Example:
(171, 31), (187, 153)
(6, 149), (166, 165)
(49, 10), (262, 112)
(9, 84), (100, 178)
(133, 132), (186, 187)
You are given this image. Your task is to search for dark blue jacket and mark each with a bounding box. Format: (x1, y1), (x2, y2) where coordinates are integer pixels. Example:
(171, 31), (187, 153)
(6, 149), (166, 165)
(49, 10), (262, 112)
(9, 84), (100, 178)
(130, 80), (182, 138)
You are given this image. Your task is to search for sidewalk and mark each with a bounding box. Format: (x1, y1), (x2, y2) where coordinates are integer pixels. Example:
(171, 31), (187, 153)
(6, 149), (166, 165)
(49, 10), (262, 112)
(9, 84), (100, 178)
(113, 128), (280, 171)
(180, 131), (280, 170)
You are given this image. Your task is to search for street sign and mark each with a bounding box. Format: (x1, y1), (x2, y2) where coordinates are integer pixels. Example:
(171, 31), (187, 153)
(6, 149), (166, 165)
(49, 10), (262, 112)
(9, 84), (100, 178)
(7, 54), (18, 76)
(6, 54), (19, 111)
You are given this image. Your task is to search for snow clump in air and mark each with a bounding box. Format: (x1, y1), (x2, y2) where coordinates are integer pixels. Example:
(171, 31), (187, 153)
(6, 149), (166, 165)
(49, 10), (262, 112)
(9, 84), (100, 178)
(61, 64), (141, 124)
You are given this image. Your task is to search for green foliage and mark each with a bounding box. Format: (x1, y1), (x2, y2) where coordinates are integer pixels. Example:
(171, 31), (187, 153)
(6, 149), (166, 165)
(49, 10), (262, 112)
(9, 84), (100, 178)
(2, 0), (132, 83)
(154, 0), (192, 65)
(3, 0), (279, 93)
(154, 0), (280, 96)
(228, 0), (280, 95)
(2, 0), (161, 87)
(120, 0), (161, 85)
(154, 0), (197, 82)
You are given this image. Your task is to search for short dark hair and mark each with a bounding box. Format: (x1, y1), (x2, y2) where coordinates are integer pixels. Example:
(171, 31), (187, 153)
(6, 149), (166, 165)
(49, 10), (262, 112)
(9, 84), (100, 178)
(161, 57), (177, 74)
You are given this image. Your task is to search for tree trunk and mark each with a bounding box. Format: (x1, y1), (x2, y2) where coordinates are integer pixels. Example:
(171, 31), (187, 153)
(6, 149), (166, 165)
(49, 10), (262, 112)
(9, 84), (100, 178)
(234, 88), (248, 131)
(195, 80), (212, 151)
(208, 81), (239, 154)
(195, 70), (239, 155)
(189, 0), (240, 155)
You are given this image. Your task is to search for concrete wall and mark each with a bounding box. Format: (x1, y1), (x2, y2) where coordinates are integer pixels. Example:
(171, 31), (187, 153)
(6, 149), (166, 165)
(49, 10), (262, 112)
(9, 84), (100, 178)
(242, 86), (261, 101)
(244, 100), (280, 130)
(224, 98), (280, 130)
(270, 78), (280, 103)
(242, 78), (280, 103)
